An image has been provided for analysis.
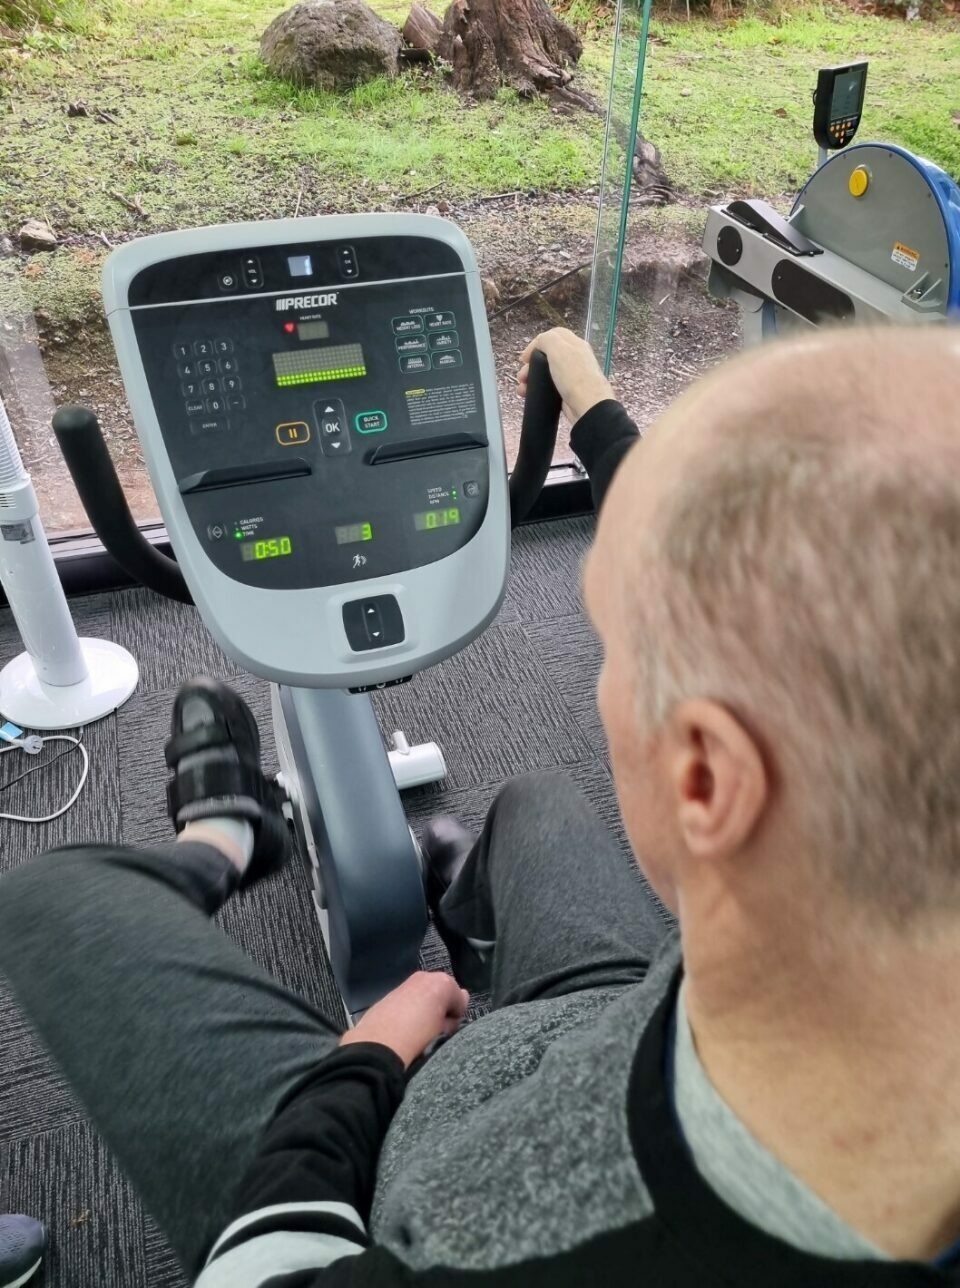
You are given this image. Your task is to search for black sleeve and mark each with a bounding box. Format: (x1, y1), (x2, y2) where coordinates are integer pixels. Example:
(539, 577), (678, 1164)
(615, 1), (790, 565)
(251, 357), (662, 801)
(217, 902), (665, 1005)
(196, 1043), (407, 1286)
(569, 399), (641, 512)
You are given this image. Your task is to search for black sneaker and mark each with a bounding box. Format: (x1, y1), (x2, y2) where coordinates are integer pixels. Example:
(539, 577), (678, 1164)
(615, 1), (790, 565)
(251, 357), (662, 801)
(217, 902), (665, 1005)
(421, 817), (493, 992)
(0, 1215), (45, 1288)
(165, 677), (289, 886)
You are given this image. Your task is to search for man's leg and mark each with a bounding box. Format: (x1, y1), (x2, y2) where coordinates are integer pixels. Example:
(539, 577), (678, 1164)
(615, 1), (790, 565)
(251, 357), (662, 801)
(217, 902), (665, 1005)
(434, 772), (669, 1009)
(0, 839), (342, 1278)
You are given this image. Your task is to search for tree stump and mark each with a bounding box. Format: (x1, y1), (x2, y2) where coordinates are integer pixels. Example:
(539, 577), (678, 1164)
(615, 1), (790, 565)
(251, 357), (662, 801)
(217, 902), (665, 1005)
(438, 0), (583, 100)
(403, 3), (443, 53)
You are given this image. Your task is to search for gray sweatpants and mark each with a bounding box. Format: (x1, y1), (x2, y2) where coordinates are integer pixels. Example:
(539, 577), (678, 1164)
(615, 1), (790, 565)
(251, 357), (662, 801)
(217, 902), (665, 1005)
(0, 772), (655, 1278)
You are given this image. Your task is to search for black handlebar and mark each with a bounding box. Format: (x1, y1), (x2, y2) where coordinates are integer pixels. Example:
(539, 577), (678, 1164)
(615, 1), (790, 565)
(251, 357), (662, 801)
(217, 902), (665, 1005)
(52, 405), (194, 604)
(509, 349), (562, 529)
(52, 348), (563, 602)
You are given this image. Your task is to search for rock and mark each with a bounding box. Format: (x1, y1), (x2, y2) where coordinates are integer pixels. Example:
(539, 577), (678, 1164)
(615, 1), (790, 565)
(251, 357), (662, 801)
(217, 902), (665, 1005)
(260, 0), (403, 90)
(18, 219), (57, 252)
(481, 276), (501, 310)
(402, 3), (442, 53)
(424, 204), (440, 216)
(0, 235), (15, 257)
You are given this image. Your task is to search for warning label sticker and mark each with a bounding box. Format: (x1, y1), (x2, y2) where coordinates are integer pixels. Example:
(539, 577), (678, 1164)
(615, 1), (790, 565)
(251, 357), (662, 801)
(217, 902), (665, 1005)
(892, 242), (920, 272)
(405, 382), (478, 427)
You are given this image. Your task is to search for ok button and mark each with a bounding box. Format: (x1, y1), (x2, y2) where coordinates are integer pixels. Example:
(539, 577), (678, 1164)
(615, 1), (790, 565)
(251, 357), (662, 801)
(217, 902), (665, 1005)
(277, 421), (311, 446)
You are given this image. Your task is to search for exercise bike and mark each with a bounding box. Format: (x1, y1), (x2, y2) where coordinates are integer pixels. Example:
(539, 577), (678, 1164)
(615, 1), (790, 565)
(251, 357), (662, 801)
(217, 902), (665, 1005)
(54, 214), (563, 1019)
(703, 61), (960, 341)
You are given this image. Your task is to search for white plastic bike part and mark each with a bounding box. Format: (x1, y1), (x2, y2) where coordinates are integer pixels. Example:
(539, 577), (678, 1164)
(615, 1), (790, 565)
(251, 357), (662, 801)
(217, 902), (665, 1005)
(388, 730), (447, 791)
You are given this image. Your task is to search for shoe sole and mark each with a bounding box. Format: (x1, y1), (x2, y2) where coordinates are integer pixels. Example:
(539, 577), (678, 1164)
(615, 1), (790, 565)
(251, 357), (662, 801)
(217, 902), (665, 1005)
(3, 1257), (42, 1288)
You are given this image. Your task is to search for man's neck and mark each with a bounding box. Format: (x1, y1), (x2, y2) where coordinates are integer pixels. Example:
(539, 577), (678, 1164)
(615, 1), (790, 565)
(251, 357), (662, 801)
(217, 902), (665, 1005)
(681, 896), (960, 1263)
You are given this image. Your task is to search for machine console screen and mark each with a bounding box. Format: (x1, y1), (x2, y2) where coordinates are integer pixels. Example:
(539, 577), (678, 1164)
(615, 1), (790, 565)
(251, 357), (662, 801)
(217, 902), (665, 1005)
(830, 70), (863, 123)
(129, 234), (491, 591)
(813, 62), (868, 151)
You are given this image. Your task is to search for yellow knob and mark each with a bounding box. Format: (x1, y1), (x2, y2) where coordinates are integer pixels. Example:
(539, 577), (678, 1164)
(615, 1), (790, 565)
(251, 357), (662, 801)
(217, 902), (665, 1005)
(849, 166), (870, 198)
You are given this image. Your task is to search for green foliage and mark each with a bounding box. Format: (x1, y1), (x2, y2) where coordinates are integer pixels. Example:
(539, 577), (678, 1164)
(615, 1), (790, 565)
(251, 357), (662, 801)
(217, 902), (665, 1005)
(1, 0), (958, 335)
(0, 0), (120, 32)
(642, 5), (960, 192)
(554, 0), (618, 31)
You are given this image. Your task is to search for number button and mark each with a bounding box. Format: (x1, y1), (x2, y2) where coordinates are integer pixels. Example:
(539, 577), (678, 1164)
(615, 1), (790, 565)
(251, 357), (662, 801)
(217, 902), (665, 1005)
(177, 360), (197, 379)
(194, 339), (215, 358)
(206, 396), (226, 414)
(201, 378), (221, 396)
(173, 342), (191, 360)
(220, 356), (239, 375)
(197, 358), (218, 377)
(214, 339), (234, 355)
(181, 380), (200, 398)
(222, 375), (242, 395)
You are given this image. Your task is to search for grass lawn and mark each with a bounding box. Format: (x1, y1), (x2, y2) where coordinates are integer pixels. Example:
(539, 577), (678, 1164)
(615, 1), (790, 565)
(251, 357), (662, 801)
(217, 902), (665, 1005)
(644, 8), (960, 193)
(1, 0), (958, 328)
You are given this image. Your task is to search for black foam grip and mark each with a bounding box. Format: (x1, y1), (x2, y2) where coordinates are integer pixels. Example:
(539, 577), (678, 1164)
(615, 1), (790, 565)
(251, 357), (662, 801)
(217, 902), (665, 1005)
(52, 405), (194, 604)
(510, 349), (562, 529)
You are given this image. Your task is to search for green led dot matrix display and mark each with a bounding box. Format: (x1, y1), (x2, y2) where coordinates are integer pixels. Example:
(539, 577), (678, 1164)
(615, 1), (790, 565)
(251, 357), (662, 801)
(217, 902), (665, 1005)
(273, 344), (367, 388)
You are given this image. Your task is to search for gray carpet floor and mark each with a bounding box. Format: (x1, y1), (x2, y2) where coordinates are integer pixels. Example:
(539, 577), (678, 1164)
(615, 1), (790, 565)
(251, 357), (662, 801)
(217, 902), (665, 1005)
(0, 515), (669, 1287)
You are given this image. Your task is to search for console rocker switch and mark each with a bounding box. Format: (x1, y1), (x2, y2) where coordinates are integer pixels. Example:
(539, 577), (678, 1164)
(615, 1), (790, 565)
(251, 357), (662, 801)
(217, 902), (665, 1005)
(343, 595), (406, 652)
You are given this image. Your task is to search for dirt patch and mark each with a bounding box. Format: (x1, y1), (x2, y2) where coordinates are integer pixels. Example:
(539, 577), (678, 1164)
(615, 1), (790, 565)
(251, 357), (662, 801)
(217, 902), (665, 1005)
(3, 194), (740, 532)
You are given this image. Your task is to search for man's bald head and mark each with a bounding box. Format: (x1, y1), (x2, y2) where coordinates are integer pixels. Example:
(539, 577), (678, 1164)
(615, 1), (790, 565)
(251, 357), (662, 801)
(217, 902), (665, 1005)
(588, 326), (960, 929)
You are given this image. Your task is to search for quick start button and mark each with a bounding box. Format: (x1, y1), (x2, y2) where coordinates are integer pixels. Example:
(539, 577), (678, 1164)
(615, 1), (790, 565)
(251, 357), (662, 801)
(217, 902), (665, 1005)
(355, 411), (388, 434)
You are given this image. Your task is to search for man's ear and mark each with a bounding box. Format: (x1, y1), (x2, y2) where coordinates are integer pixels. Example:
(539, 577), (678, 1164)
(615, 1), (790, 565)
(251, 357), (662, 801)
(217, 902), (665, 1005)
(667, 699), (768, 861)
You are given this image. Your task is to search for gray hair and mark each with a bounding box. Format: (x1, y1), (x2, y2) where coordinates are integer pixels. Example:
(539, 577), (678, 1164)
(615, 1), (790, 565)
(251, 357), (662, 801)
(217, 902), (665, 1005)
(628, 332), (960, 928)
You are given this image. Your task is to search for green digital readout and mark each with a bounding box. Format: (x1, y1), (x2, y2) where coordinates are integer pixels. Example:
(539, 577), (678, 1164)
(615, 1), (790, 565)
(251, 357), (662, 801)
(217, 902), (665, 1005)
(335, 522), (374, 546)
(241, 536), (293, 562)
(414, 508), (461, 532)
(273, 344), (367, 388)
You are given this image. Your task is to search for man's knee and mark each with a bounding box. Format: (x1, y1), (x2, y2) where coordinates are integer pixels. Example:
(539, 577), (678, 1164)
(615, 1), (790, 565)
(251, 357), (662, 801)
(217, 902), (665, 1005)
(492, 772), (592, 837)
(495, 770), (573, 812)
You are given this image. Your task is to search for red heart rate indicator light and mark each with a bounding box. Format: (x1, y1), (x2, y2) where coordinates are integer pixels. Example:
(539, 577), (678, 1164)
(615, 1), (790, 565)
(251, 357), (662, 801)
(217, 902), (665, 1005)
(283, 322), (296, 334)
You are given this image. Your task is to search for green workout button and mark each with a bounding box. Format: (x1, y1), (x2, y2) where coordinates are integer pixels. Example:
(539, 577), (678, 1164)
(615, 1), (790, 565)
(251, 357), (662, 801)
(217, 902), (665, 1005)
(355, 410), (388, 434)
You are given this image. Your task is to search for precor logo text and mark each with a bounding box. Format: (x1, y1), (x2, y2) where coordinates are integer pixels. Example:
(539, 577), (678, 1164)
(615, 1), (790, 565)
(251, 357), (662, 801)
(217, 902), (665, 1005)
(275, 293), (339, 311)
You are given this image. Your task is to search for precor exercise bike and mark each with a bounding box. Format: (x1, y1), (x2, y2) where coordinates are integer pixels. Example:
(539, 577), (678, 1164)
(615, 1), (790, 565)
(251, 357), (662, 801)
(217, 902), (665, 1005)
(54, 214), (563, 1018)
